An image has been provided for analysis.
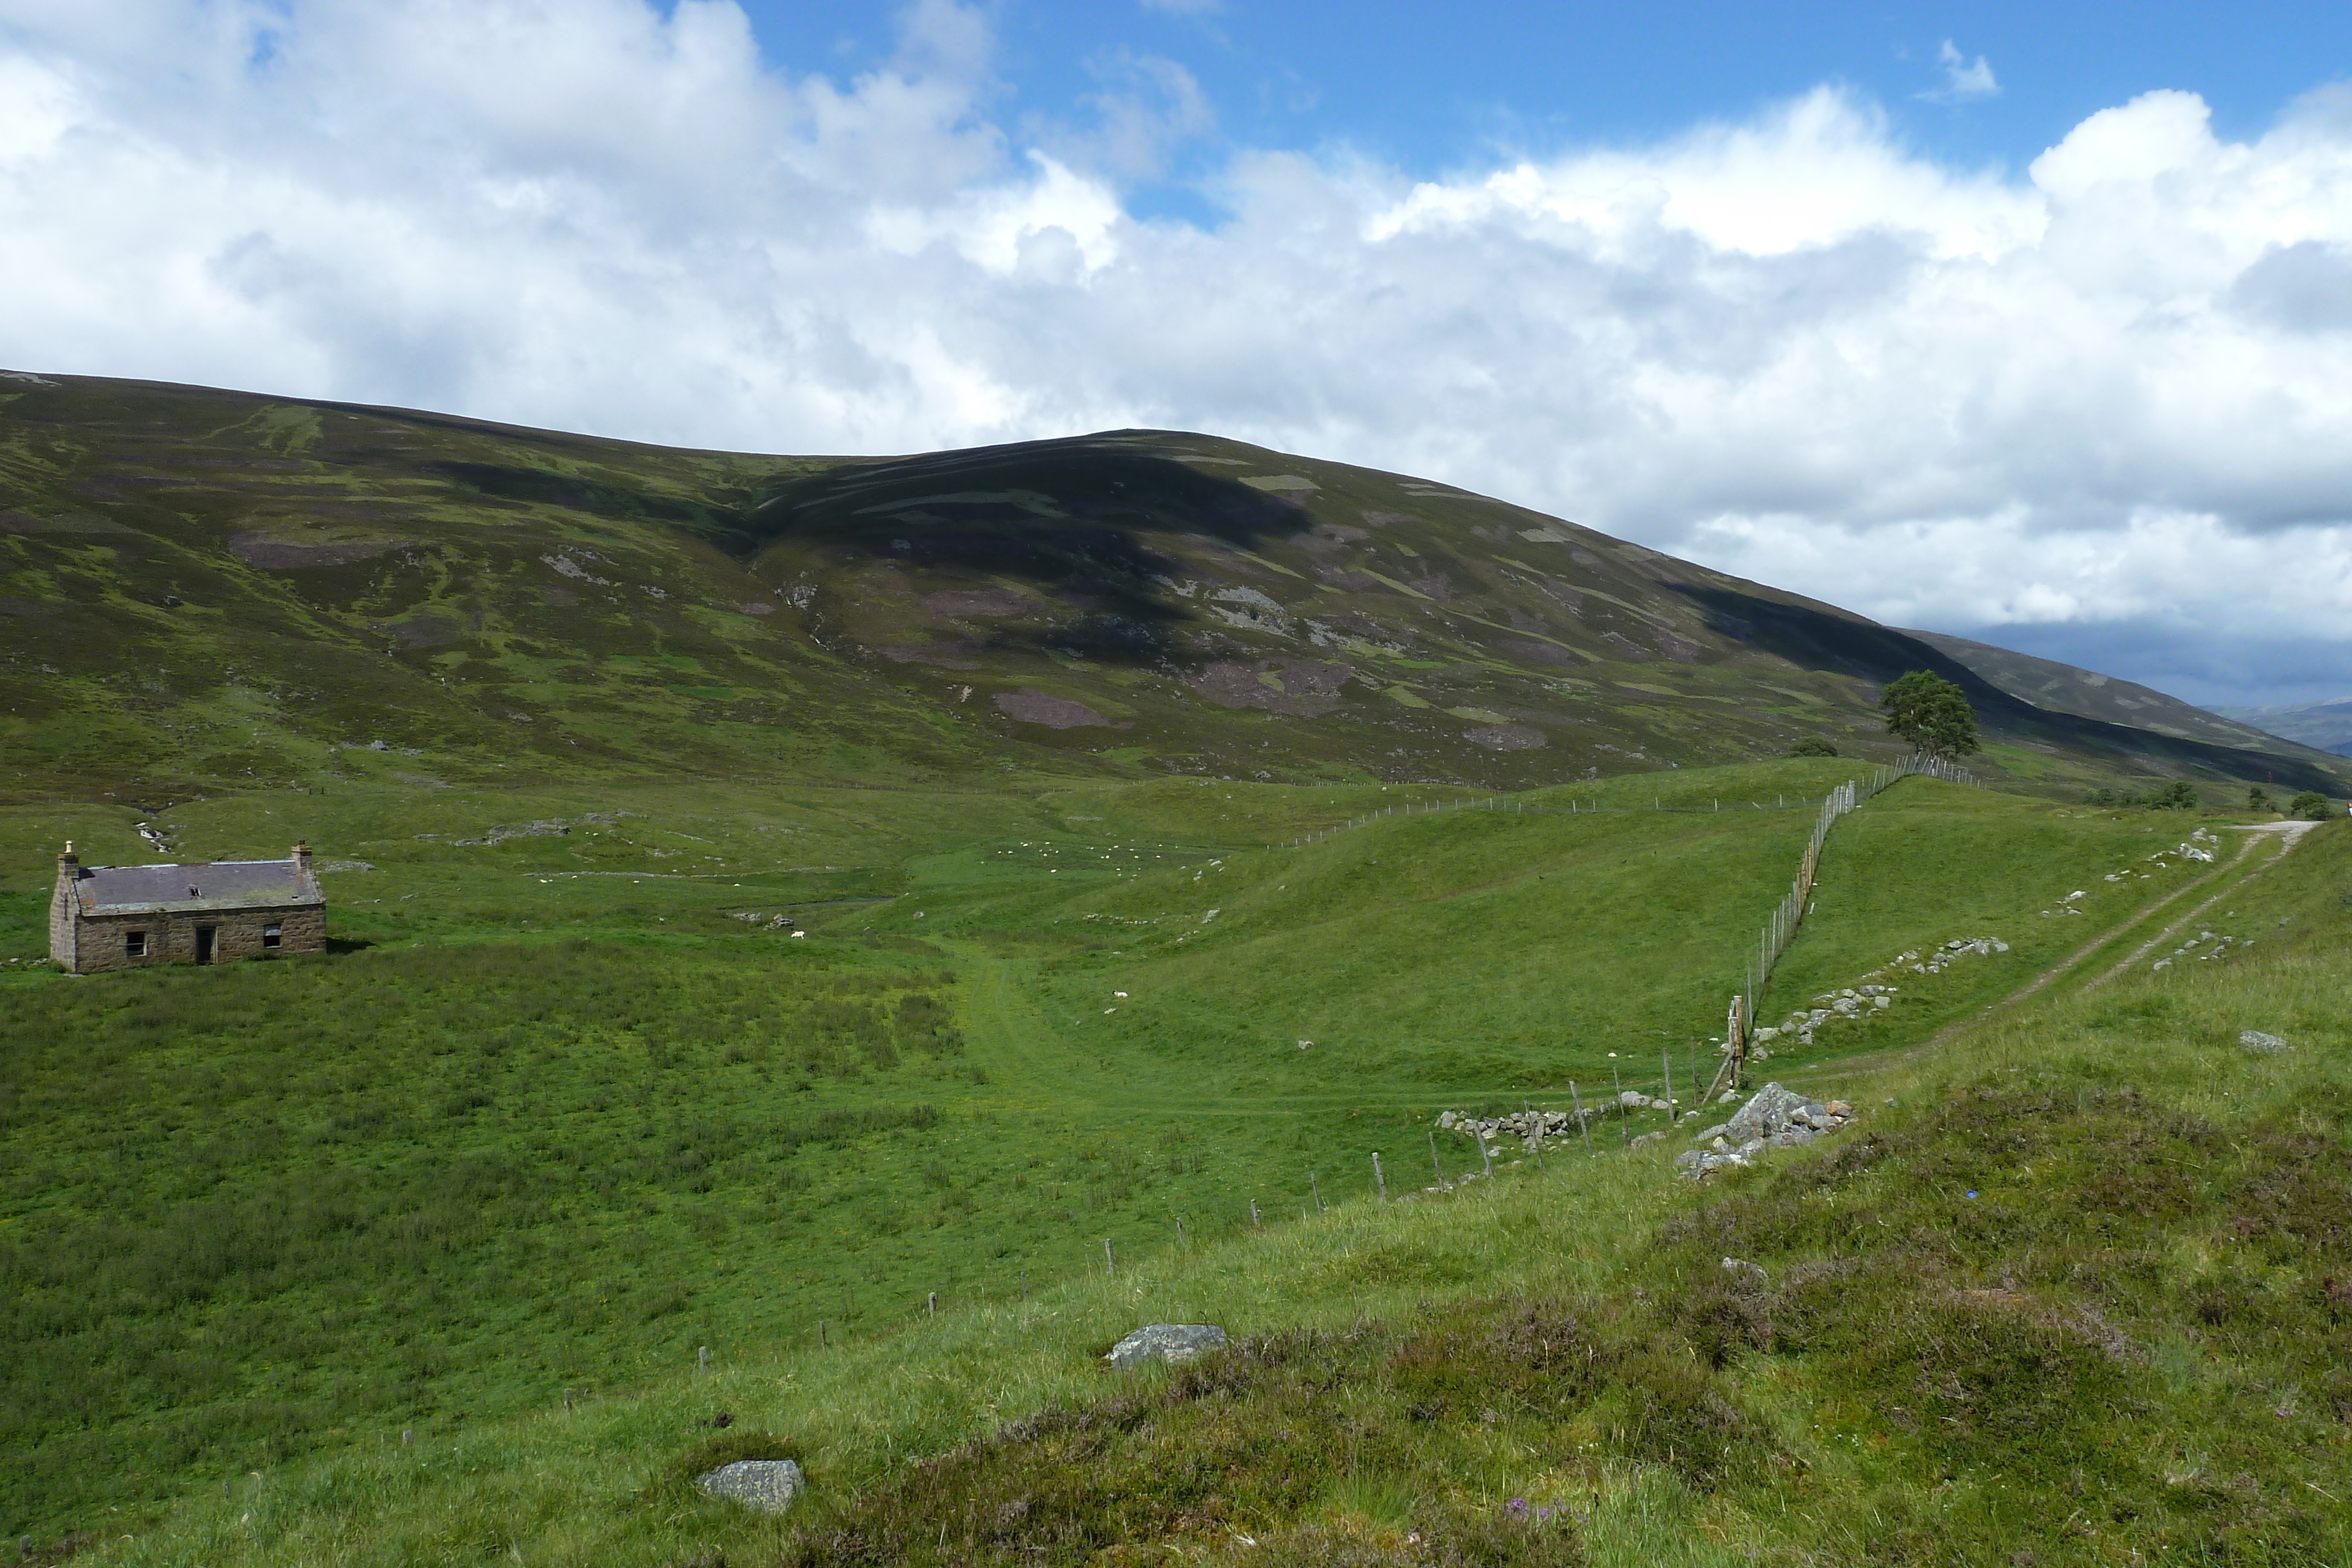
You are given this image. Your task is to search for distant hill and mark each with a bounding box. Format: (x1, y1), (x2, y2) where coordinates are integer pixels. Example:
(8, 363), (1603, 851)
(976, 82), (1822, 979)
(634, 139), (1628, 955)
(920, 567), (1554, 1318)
(2207, 697), (2352, 757)
(1, 370), (2341, 798)
(1900, 628), (2343, 758)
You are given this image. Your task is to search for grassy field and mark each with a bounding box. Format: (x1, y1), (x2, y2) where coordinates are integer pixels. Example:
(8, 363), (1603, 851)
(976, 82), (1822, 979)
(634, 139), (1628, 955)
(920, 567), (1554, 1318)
(19, 807), (2346, 1566)
(0, 760), (2293, 1552)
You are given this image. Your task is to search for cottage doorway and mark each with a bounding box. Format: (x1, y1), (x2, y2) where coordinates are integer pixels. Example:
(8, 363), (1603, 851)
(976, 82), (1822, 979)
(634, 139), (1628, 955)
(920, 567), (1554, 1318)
(195, 927), (216, 964)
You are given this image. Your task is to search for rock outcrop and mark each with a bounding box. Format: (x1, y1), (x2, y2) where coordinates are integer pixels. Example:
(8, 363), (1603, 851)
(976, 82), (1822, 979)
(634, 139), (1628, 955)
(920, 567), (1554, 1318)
(1106, 1323), (1228, 1370)
(1674, 1082), (1854, 1180)
(696, 1459), (806, 1514)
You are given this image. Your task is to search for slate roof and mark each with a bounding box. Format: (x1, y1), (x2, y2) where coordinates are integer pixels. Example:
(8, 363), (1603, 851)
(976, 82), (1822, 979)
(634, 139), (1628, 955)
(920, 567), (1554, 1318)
(69, 859), (324, 915)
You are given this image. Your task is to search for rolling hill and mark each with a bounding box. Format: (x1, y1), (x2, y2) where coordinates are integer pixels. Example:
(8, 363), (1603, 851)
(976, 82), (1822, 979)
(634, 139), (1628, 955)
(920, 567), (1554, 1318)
(2, 369), (2340, 801)
(7, 369), (2351, 1564)
(2209, 696), (2352, 756)
(1901, 627), (2341, 759)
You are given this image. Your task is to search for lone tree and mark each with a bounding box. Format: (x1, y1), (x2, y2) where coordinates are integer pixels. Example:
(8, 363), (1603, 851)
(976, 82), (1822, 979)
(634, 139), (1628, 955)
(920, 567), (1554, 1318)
(1879, 670), (1980, 758)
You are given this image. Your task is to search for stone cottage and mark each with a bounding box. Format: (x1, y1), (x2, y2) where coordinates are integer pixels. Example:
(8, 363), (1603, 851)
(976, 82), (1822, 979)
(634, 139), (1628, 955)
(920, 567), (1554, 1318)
(49, 842), (326, 973)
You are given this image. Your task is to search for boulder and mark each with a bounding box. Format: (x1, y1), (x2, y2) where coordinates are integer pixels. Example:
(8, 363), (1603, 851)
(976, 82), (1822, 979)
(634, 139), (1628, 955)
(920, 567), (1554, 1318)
(1106, 1323), (1227, 1370)
(697, 1459), (806, 1514)
(2239, 1030), (2293, 1054)
(1724, 1082), (1807, 1140)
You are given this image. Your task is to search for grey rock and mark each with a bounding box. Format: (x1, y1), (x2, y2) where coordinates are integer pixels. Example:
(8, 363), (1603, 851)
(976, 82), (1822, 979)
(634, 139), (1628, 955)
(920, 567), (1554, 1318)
(697, 1459), (805, 1514)
(1691, 1122), (1730, 1143)
(1725, 1082), (1807, 1140)
(1106, 1323), (1227, 1370)
(2239, 1030), (2293, 1053)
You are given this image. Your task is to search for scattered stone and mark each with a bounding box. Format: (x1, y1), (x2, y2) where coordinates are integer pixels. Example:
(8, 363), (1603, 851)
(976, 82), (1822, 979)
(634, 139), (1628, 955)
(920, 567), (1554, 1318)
(696, 1459), (805, 1514)
(2239, 1030), (2293, 1054)
(1106, 1323), (1227, 1370)
(1676, 1082), (1856, 1180)
(1437, 1106), (1603, 1147)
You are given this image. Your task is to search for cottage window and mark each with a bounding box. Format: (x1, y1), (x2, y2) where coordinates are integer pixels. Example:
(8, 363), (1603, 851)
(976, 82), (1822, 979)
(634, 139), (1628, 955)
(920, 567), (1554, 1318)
(125, 930), (148, 957)
(262, 923), (282, 950)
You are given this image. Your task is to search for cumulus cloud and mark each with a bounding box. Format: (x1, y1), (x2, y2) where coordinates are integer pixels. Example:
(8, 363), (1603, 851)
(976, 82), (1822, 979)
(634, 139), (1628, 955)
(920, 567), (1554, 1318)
(3, 1), (2351, 703)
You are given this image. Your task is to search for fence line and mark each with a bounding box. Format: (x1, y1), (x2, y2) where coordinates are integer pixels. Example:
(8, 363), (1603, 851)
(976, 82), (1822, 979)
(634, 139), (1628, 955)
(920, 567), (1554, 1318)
(1700, 751), (1977, 1108)
(1280, 788), (1823, 848)
(1277, 755), (1977, 851)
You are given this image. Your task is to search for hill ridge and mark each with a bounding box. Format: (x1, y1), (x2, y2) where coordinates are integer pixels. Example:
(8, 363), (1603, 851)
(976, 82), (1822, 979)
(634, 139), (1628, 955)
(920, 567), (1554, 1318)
(2, 372), (2338, 803)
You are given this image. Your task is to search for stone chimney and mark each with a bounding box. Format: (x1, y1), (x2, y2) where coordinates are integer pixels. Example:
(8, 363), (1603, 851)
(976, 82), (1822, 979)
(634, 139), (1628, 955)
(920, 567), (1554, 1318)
(51, 843), (82, 971)
(293, 840), (312, 870)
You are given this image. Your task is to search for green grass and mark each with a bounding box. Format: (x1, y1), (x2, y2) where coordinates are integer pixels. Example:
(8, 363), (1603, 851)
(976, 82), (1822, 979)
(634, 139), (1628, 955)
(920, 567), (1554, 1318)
(39, 817), (2352, 1567)
(0, 761), (2288, 1553)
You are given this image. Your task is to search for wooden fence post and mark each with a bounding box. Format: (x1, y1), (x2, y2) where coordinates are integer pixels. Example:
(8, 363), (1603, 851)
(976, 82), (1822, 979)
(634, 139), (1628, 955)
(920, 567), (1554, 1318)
(1569, 1081), (1593, 1153)
(1372, 1152), (1387, 1201)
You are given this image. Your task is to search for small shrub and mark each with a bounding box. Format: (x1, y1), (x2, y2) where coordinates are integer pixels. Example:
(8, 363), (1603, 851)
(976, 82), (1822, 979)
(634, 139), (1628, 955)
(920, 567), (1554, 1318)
(2249, 784), (2273, 811)
(2086, 780), (2199, 810)
(1788, 737), (1839, 757)
(2288, 790), (2334, 821)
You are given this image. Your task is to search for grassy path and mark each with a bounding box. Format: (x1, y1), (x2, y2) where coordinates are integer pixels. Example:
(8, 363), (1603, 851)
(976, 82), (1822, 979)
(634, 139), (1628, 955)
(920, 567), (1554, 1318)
(1798, 822), (2311, 1102)
(2076, 820), (2317, 991)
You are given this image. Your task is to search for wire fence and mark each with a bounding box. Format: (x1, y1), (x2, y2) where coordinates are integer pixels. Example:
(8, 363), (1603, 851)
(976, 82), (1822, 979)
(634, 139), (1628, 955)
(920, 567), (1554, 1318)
(1698, 752), (1979, 1108)
(1281, 788), (1842, 848)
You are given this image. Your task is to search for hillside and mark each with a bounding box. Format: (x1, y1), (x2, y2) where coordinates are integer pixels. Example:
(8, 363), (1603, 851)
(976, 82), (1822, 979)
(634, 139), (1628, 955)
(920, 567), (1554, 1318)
(2, 370), (2341, 799)
(2210, 696), (2352, 756)
(0, 757), (2306, 1549)
(1902, 626), (2338, 760)
(8, 370), (2352, 1562)
(13, 786), (2346, 1567)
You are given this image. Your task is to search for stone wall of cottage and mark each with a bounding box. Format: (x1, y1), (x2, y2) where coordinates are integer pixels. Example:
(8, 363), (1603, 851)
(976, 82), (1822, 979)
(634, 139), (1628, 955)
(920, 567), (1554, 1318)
(61, 904), (326, 974)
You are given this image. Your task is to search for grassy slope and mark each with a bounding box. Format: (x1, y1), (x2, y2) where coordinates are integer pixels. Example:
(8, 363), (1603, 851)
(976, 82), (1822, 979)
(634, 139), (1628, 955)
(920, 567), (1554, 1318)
(49, 817), (2352, 1567)
(4, 373), (2339, 801)
(0, 764), (2293, 1550)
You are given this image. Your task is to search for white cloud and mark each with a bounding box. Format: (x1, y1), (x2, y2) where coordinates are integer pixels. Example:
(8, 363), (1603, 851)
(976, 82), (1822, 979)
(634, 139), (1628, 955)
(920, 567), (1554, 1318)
(4, 3), (2352, 703)
(1922, 39), (1999, 104)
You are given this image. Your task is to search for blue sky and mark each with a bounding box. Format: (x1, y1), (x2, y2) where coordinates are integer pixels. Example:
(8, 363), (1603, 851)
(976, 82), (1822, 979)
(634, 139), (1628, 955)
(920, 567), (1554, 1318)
(739, 2), (2352, 213)
(5, 1), (2352, 707)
